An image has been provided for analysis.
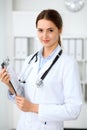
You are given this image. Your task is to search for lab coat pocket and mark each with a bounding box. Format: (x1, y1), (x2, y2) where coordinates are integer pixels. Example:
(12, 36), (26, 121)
(40, 121), (60, 130)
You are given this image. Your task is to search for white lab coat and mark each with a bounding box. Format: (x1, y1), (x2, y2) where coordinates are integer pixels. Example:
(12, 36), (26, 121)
(10, 46), (82, 130)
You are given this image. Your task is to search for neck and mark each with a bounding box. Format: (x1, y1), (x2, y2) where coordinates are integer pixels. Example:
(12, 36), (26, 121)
(43, 44), (58, 58)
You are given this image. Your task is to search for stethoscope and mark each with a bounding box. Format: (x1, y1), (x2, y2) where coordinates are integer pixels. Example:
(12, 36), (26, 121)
(19, 49), (62, 88)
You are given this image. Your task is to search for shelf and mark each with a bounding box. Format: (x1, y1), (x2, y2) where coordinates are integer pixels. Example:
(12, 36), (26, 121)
(62, 37), (87, 103)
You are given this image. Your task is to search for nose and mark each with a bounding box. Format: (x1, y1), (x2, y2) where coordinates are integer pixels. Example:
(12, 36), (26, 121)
(43, 31), (48, 39)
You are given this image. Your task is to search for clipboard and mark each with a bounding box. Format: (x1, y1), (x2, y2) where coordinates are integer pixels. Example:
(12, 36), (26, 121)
(1, 58), (17, 96)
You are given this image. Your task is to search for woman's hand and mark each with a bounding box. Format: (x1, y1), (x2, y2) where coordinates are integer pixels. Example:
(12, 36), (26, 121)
(15, 96), (39, 113)
(0, 68), (16, 94)
(0, 68), (10, 86)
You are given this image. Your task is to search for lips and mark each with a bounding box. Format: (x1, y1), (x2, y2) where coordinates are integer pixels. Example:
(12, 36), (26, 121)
(43, 40), (49, 43)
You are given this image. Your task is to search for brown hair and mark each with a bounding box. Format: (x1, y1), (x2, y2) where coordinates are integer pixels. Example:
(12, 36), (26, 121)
(36, 9), (63, 46)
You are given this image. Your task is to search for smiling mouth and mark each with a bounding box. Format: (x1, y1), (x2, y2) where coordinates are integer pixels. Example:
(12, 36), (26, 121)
(43, 40), (49, 43)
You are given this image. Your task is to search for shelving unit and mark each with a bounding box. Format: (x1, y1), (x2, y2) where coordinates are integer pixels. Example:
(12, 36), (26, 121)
(14, 37), (35, 75)
(13, 36), (42, 75)
(62, 37), (87, 104)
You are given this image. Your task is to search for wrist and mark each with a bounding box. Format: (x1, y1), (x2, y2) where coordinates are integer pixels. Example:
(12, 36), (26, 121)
(31, 103), (39, 113)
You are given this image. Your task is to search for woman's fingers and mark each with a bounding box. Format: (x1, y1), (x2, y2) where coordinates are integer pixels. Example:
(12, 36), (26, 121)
(0, 68), (10, 84)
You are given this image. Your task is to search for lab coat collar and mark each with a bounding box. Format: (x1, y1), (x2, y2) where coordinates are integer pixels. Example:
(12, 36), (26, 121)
(38, 45), (62, 59)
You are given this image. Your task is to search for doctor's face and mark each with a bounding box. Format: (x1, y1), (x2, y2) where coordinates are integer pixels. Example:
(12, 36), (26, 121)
(37, 19), (61, 49)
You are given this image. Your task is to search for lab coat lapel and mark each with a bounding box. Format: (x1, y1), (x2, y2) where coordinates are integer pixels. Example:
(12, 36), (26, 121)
(31, 46), (62, 79)
(38, 58), (53, 77)
(37, 48), (61, 78)
(30, 53), (53, 79)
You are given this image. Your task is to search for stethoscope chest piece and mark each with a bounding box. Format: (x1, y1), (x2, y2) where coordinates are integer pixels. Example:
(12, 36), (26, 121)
(36, 78), (44, 88)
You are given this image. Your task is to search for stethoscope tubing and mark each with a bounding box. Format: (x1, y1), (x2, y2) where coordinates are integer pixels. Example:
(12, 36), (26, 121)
(19, 49), (62, 88)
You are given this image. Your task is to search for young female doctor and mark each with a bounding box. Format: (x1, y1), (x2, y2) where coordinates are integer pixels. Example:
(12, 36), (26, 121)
(0, 9), (82, 130)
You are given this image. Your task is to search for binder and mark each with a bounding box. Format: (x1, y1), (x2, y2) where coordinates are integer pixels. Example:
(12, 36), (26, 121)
(85, 62), (87, 82)
(69, 39), (75, 58)
(85, 39), (87, 60)
(62, 39), (69, 55)
(14, 38), (28, 59)
(76, 39), (83, 60)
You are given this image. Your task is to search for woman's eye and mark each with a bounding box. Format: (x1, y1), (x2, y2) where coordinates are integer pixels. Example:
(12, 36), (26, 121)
(49, 29), (53, 32)
(38, 29), (43, 32)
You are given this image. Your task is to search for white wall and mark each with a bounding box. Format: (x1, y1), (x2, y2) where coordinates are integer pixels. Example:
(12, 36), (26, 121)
(12, 0), (65, 12)
(13, 11), (38, 37)
(12, 0), (87, 38)
(0, 0), (14, 130)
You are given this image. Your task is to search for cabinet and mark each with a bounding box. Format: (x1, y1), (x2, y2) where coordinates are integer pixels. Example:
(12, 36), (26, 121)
(62, 37), (87, 104)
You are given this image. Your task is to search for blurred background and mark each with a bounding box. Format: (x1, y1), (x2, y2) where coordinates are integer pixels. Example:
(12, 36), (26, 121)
(0, 0), (87, 130)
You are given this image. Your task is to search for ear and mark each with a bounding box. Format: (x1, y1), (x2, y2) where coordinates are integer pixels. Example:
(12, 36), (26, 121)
(59, 28), (62, 34)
